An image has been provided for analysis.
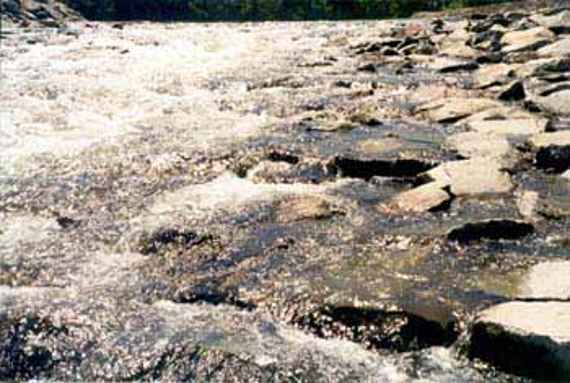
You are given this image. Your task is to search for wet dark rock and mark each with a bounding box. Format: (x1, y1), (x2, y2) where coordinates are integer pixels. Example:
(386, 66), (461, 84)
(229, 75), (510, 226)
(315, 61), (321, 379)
(55, 215), (80, 230)
(333, 157), (436, 181)
(535, 145), (570, 173)
(447, 219), (534, 243)
(139, 228), (211, 255)
(0, 315), (73, 381)
(174, 285), (255, 309)
(293, 305), (457, 353)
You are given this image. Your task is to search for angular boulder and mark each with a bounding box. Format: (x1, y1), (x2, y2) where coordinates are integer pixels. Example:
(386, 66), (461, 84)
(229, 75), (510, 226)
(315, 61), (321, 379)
(469, 302), (570, 380)
(388, 182), (451, 214)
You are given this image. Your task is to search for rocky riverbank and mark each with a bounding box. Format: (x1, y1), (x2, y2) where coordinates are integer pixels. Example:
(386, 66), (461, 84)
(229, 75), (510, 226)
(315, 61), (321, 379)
(1, 3), (570, 381)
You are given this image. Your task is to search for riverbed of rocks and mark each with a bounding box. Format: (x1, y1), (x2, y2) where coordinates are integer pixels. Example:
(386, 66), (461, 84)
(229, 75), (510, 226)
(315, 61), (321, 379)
(1, 3), (570, 382)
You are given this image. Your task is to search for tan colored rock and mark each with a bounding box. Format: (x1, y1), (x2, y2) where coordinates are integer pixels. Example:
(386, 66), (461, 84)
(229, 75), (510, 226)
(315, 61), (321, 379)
(439, 43), (478, 59)
(459, 106), (537, 126)
(516, 190), (541, 221)
(467, 118), (549, 136)
(516, 57), (570, 78)
(388, 182), (450, 213)
(473, 63), (517, 89)
(531, 10), (570, 32)
(471, 302), (570, 380)
(501, 27), (556, 54)
(276, 195), (336, 223)
(518, 261), (570, 300)
(529, 130), (570, 148)
(538, 38), (570, 57)
(447, 132), (511, 158)
(418, 97), (503, 123)
(426, 57), (478, 73)
(426, 158), (513, 196)
(534, 89), (570, 116)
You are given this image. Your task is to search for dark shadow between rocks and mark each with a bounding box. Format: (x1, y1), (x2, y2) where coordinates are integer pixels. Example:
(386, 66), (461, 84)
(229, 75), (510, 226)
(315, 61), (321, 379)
(447, 220), (534, 244)
(333, 157), (437, 181)
(292, 305), (458, 353)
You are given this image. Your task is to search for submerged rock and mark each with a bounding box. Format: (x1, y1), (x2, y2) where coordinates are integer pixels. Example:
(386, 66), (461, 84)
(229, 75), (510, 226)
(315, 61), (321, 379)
(276, 195), (338, 223)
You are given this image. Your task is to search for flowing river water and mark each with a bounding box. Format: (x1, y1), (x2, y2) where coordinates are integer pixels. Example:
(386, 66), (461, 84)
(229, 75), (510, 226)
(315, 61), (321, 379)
(1, 14), (570, 381)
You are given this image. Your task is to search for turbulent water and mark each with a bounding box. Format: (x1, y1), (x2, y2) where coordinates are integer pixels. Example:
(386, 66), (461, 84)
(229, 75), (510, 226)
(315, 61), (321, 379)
(1, 9), (569, 381)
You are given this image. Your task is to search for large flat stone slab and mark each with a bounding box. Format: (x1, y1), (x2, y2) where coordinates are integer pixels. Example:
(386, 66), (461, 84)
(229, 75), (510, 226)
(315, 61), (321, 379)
(529, 130), (570, 148)
(418, 98), (503, 123)
(426, 158), (513, 197)
(473, 63), (518, 89)
(517, 261), (570, 300)
(533, 89), (570, 115)
(447, 132), (511, 158)
(467, 118), (549, 136)
(538, 37), (570, 57)
(469, 302), (570, 380)
(501, 27), (556, 54)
